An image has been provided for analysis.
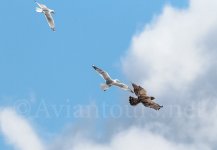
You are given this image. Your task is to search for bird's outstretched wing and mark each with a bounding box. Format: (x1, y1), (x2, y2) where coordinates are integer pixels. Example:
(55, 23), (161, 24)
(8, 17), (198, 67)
(132, 83), (147, 97)
(35, 1), (47, 9)
(141, 98), (163, 110)
(44, 12), (55, 31)
(92, 65), (112, 81)
(113, 81), (133, 92)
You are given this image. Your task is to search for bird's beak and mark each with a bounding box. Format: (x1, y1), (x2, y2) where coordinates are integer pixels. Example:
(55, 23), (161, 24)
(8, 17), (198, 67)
(131, 83), (137, 88)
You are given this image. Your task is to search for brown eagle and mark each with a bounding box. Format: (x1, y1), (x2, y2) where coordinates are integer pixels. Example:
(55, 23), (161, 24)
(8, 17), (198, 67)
(129, 83), (163, 110)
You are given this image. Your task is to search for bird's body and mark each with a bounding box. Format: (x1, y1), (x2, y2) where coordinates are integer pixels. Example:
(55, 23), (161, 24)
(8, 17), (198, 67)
(92, 65), (133, 93)
(129, 83), (163, 110)
(35, 1), (55, 31)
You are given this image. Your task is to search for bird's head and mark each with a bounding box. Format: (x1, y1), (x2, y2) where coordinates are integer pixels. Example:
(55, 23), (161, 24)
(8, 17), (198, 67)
(131, 83), (138, 88)
(51, 10), (55, 14)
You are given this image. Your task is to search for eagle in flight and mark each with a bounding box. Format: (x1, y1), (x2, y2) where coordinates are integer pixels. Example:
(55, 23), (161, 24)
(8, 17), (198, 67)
(129, 83), (163, 110)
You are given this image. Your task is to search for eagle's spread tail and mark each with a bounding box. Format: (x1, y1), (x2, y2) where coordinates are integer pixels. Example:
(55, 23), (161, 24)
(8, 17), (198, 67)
(129, 96), (141, 106)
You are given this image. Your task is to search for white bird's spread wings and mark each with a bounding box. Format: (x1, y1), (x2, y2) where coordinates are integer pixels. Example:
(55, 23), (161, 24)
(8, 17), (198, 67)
(92, 65), (133, 93)
(113, 81), (133, 92)
(44, 12), (55, 31)
(92, 65), (112, 81)
(35, 1), (55, 31)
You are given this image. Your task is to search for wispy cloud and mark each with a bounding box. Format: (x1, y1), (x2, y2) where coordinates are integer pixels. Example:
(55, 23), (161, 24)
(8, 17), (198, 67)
(0, 108), (45, 150)
(50, 125), (212, 150)
(65, 127), (200, 150)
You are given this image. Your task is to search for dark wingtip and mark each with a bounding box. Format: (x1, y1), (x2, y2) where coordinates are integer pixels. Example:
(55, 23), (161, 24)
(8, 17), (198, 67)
(92, 65), (97, 70)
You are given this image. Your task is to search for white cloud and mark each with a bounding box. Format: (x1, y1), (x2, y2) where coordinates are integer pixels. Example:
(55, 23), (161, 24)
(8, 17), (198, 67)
(0, 108), (45, 150)
(76, 129), (180, 150)
(51, 127), (210, 150)
(119, 0), (217, 149)
(122, 0), (217, 95)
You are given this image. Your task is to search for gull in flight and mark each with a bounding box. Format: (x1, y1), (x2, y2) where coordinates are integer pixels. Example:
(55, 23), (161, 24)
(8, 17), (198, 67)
(35, 1), (55, 31)
(92, 65), (133, 93)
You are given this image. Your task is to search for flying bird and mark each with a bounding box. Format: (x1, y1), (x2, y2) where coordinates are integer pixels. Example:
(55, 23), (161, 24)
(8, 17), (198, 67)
(35, 1), (55, 31)
(129, 83), (163, 110)
(92, 65), (133, 93)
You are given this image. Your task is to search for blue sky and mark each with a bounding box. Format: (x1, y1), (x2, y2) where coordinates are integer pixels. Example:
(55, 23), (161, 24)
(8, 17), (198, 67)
(0, 0), (192, 149)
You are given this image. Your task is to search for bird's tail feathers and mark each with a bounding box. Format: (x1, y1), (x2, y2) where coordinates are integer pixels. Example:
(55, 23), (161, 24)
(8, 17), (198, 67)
(100, 83), (109, 91)
(36, 7), (43, 13)
(129, 96), (141, 106)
